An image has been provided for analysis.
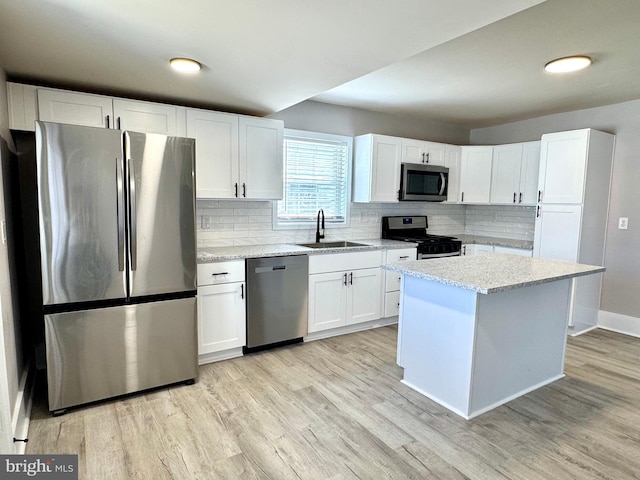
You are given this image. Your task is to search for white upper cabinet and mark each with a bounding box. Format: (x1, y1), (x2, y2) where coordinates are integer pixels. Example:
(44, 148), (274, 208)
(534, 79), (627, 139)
(36, 87), (185, 135)
(538, 130), (590, 204)
(38, 88), (113, 129)
(520, 141), (541, 204)
(112, 99), (185, 136)
(445, 144), (461, 203)
(187, 109), (239, 199)
(186, 110), (283, 199)
(353, 134), (402, 203)
(238, 116), (284, 200)
(490, 141), (541, 205)
(459, 146), (493, 203)
(490, 143), (523, 204)
(402, 139), (446, 166)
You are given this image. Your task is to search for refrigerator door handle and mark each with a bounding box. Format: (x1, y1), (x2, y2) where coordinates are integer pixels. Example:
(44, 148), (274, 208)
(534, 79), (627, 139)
(128, 157), (137, 271)
(116, 158), (125, 271)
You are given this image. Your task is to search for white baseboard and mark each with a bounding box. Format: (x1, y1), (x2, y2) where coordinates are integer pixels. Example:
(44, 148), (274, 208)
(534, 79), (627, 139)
(11, 362), (34, 454)
(198, 347), (244, 365)
(304, 317), (398, 343)
(598, 310), (640, 339)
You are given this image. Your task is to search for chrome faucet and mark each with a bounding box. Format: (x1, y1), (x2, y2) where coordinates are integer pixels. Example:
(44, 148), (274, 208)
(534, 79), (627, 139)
(316, 209), (325, 243)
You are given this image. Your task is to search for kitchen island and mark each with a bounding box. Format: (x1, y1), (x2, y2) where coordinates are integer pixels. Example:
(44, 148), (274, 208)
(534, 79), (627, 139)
(383, 254), (605, 419)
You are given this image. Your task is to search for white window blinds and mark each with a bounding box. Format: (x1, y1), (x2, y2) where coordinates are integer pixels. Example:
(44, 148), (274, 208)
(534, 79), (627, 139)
(276, 130), (351, 226)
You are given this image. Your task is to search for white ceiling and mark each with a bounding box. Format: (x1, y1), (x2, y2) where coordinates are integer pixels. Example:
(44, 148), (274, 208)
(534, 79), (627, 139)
(1, 0), (638, 129)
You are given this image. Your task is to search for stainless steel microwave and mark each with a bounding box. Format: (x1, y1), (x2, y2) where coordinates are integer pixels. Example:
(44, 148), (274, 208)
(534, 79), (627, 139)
(399, 163), (448, 201)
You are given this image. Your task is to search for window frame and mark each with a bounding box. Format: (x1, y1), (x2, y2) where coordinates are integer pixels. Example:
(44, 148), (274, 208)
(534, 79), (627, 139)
(273, 129), (353, 230)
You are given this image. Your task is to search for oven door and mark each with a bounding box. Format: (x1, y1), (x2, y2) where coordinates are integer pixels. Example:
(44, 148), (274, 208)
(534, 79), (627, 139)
(418, 251), (461, 259)
(400, 163), (448, 201)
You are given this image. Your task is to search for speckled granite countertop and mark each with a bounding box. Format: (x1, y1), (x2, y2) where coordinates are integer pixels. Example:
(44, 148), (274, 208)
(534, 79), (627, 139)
(454, 235), (533, 250)
(383, 254), (604, 294)
(197, 239), (417, 262)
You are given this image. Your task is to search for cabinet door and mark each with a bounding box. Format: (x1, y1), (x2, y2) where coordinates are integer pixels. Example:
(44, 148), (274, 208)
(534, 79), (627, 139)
(347, 267), (382, 325)
(401, 138), (428, 164)
(538, 130), (589, 204)
(445, 145), (461, 203)
(460, 146), (493, 203)
(197, 282), (246, 354)
(519, 141), (541, 205)
(186, 109), (239, 198)
(370, 135), (402, 202)
(308, 272), (348, 333)
(533, 204), (582, 262)
(425, 142), (446, 166)
(38, 88), (113, 128)
(239, 117), (284, 199)
(490, 144), (522, 204)
(113, 99), (179, 135)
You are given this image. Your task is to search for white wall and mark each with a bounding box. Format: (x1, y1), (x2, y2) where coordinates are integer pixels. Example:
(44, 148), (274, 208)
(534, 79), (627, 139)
(471, 99), (640, 322)
(0, 66), (22, 453)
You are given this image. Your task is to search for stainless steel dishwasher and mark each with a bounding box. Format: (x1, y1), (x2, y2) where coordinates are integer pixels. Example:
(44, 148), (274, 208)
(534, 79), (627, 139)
(245, 255), (308, 352)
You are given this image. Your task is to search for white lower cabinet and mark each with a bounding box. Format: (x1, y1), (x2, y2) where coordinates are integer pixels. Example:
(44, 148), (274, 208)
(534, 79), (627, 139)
(308, 251), (383, 333)
(197, 261), (246, 361)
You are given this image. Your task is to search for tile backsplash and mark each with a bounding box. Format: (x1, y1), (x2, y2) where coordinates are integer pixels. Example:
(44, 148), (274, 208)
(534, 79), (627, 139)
(196, 200), (535, 248)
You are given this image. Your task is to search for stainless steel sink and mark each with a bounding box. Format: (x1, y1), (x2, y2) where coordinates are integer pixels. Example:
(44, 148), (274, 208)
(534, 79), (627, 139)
(297, 241), (368, 249)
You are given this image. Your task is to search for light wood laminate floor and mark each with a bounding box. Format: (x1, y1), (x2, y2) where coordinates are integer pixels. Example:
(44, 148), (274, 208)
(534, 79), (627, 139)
(26, 326), (640, 479)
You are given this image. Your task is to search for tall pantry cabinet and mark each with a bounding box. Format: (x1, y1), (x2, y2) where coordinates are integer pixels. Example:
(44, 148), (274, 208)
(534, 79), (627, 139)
(534, 128), (615, 335)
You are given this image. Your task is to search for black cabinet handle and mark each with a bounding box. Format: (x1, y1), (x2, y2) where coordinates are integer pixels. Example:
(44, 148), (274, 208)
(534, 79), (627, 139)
(211, 272), (229, 276)
(343, 273), (348, 286)
(117, 116), (121, 130)
(399, 255), (409, 259)
(240, 284), (244, 299)
(538, 190), (542, 202)
(425, 152), (430, 163)
(242, 183), (246, 197)
(513, 192), (517, 203)
(537, 206), (541, 218)
(461, 192), (464, 202)
(106, 115), (110, 129)
(234, 183), (238, 197)
(519, 192), (523, 203)
(349, 272), (353, 285)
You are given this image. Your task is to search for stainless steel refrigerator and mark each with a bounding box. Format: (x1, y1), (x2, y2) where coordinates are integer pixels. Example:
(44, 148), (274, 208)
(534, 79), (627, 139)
(35, 121), (198, 413)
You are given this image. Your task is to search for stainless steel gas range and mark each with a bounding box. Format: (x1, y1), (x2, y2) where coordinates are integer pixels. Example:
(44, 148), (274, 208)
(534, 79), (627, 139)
(381, 216), (461, 259)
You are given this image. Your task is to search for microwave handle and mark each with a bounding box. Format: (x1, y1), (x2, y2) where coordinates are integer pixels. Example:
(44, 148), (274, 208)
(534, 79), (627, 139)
(438, 173), (446, 196)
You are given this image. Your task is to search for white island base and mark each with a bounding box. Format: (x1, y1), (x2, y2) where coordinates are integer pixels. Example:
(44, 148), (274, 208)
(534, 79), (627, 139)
(398, 274), (571, 420)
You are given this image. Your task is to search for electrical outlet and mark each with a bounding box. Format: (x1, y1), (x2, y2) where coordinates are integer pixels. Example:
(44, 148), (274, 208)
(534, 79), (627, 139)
(618, 217), (629, 230)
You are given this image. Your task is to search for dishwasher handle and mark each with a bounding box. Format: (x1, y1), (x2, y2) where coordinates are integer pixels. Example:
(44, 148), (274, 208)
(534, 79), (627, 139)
(254, 265), (287, 274)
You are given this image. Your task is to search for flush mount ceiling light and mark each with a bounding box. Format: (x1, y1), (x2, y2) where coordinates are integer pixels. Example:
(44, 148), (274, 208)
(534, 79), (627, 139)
(544, 55), (592, 74)
(170, 58), (201, 73)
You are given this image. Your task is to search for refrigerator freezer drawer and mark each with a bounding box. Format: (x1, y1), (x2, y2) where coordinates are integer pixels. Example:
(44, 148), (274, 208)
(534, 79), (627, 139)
(45, 297), (197, 412)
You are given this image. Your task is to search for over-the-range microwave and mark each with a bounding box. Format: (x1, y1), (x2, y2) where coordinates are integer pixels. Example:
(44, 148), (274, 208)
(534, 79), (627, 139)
(399, 163), (448, 201)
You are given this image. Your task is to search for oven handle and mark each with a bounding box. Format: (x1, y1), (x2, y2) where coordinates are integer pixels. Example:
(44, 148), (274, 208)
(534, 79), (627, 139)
(438, 173), (446, 196)
(419, 251), (461, 259)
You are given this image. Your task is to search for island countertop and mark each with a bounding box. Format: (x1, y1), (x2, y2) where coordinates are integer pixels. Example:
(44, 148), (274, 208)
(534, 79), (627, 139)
(383, 253), (605, 294)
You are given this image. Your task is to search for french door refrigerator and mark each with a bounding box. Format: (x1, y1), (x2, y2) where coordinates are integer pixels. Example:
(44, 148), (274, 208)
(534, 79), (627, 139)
(35, 121), (198, 413)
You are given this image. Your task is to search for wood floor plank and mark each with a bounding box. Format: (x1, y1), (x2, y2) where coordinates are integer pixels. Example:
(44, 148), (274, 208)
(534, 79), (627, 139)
(25, 326), (640, 480)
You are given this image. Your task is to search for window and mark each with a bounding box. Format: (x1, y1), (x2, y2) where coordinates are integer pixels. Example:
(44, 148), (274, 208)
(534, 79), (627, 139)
(275, 129), (352, 228)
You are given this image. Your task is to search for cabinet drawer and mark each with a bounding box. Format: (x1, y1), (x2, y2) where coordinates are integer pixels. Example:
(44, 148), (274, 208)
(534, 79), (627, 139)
(197, 260), (245, 286)
(384, 291), (401, 318)
(386, 248), (416, 263)
(308, 250), (383, 274)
